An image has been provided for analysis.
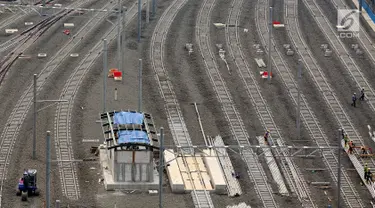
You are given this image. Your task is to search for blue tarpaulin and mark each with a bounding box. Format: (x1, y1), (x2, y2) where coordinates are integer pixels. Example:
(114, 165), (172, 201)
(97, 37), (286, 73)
(117, 130), (149, 144)
(363, 1), (375, 23)
(113, 112), (144, 125)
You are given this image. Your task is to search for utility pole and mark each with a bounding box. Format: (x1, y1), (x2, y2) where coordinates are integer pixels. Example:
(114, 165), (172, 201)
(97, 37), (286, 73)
(121, 7), (127, 84)
(138, 59), (142, 112)
(103, 39), (108, 113)
(117, 0), (122, 75)
(146, 0), (150, 23)
(46, 131), (51, 208)
(55, 200), (60, 208)
(337, 128), (342, 208)
(268, 7), (273, 81)
(297, 59), (302, 140)
(152, 0), (156, 17)
(137, 0), (141, 42)
(159, 127), (164, 208)
(33, 74), (37, 160)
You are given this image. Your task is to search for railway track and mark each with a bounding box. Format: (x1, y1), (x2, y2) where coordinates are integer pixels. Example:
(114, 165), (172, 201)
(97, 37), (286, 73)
(306, 0), (375, 117)
(0, 0), (86, 54)
(253, 0), (367, 206)
(0, 1), (95, 206)
(2, 0), (117, 89)
(306, 0), (375, 115)
(227, 0), (316, 205)
(196, 0), (277, 207)
(0, 12), (68, 82)
(0, 0), (95, 85)
(150, 0), (214, 207)
(189, 153), (214, 208)
(54, 1), (141, 199)
(0, 0), (55, 31)
(0, 0), (126, 203)
(330, 0), (375, 76)
(150, 0), (193, 153)
(299, 0), (375, 198)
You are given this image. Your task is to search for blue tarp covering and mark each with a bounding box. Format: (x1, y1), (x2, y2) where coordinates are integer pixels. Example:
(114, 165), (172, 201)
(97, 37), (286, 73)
(113, 112), (144, 125)
(117, 130), (150, 144)
(362, 1), (375, 23)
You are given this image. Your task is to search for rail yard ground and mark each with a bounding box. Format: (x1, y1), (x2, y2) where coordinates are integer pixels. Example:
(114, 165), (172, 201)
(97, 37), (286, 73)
(1, 0), (375, 207)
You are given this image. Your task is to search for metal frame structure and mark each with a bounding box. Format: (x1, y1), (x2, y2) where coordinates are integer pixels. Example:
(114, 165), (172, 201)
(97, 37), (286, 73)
(153, 132), (346, 208)
(100, 110), (158, 150)
(165, 144), (339, 158)
(100, 110), (159, 184)
(33, 74), (67, 160)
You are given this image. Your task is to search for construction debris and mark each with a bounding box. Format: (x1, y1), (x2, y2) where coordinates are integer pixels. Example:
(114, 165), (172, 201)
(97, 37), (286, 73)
(253, 44), (264, 55)
(213, 23), (226, 29)
(255, 58), (266, 68)
(185, 43), (193, 55)
(310, 182), (330, 185)
(226, 202), (252, 208)
(321, 44), (332, 57)
(283, 44), (294, 56)
(148, 190), (158, 194)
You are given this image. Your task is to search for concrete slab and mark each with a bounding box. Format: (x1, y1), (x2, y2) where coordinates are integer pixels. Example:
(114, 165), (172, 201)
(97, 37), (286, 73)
(164, 149), (185, 193)
(99, 148), (159, 191)
(202, 149), (226, 194)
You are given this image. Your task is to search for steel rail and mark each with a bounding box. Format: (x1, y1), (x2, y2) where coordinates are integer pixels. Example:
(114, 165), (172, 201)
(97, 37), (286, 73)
(188, 147), (214, 208)
(0, 1), (92, 206)
(0, 16), (52, 53)
(150, 0), (193, 154)
(212, 136), (242, 197)
(255, 0), (365, 206)
(0, 12), (68, 84)
(150, 0), (215, 206)
(330, 0), (375, 80)
(0, 0), (97, 85)
(0, 0), (55, 32)
(228, 0), (291, 197)
(53, 1), (141, 199)
(253, 0), (367, 206)
(300, 0), (375, 199)
(286, 0), (365, 205)
(228, 0), (317, 204)
(0, 0), (115, 87)
(196, 0), (277, 206)
(304, 0), (375, 126)
(0, 0), (92, 53)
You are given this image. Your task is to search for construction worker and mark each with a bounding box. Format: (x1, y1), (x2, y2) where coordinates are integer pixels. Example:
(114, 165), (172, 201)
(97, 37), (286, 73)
(341, 128), (345, 139)
(360, 88), (365, 101)
(352, 93), (357, 107)
(370, 171), (374, 183)
(362, 146), (367, 155)
(231, 172), (240, 179)
(348, 141), (354, 154)
(264, 129), (270, 145)
(364, 164), (369, 180)
(367, 169), (373, 184)
(344, 134), (349, 147)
